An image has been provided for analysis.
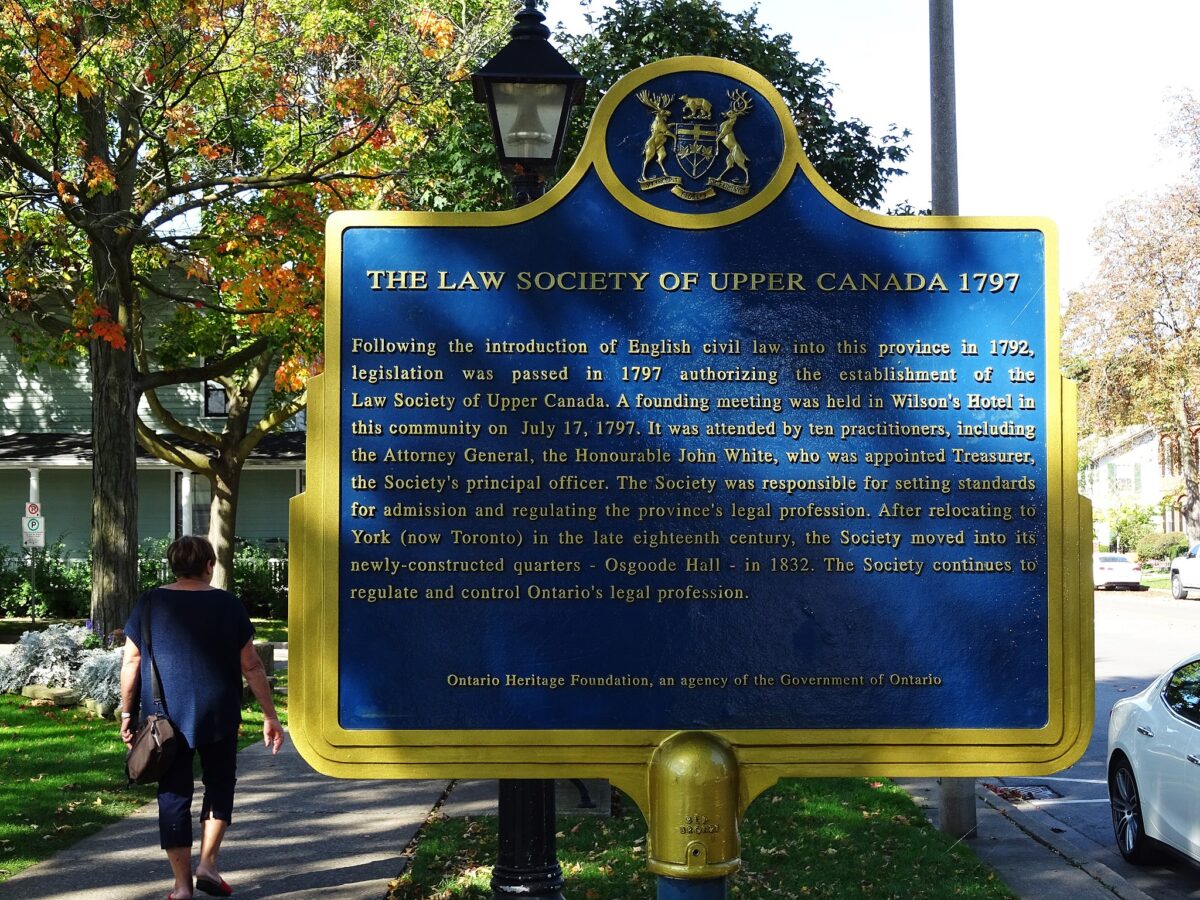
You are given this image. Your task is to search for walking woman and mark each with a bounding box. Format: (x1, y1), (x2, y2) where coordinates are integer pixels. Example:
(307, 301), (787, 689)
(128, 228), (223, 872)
(119, 536), (284, 899)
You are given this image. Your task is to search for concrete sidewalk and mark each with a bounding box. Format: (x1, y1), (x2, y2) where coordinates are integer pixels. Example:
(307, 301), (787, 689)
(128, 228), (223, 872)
(901, 778), (1155, 900)
(0, 739), (448, 900)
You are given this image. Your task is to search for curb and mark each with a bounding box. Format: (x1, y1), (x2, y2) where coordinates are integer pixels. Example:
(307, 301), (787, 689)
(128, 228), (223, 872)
(975, 786), (1155, 900)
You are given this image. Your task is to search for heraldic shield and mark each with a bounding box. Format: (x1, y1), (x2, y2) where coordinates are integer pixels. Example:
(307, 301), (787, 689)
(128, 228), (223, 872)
(635, 87), (756, 202)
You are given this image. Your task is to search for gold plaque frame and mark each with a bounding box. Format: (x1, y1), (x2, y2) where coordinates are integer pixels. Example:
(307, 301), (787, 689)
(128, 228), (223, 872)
(289, 56), (1093, 814)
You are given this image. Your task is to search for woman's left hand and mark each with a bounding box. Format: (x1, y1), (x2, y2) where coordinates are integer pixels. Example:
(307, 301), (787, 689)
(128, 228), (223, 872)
(263, 717), (285, 754)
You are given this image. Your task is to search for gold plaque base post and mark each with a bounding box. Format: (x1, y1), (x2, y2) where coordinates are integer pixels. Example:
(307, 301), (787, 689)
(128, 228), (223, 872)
(648, 732), (741, 898)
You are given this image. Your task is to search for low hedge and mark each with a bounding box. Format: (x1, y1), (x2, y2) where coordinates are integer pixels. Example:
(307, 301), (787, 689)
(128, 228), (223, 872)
(1135, 531), (1190, 563)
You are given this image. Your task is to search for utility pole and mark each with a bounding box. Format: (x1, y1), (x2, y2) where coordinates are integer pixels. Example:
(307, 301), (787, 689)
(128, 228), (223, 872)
(930, 0), (959, 217)
(930, 0), (977, 842)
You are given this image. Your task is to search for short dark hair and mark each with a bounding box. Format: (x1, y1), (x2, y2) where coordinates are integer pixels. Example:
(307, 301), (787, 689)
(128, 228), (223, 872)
(167, 535), (216, 579)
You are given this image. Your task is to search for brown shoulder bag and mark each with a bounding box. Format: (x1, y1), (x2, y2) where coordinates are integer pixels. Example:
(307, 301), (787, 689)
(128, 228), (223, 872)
(126, 595), (178, 785)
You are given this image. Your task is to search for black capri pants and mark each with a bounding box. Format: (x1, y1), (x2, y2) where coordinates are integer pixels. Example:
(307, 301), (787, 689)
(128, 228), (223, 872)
(156, 734), (239, 849)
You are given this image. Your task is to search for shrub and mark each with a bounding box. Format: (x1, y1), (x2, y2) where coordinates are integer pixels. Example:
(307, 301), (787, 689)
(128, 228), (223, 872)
(138, 537), (171, 593)
(0, 545), (26, 614)
(34, 542), (90, 618)
(0, 630), (42, 693)
(234, 540), (287, 618)
(3, 535), (288, 618)
(0, 625), (123, 706)
(27, 624), (90, 687)
(0, 540), (89, 618)
(1106, 504), (1156, 554)
(3, 581), (49, 620)
(0, 624), (90, 692)
(1136, 531), (1190, 563)
(75, 647), (124, 708)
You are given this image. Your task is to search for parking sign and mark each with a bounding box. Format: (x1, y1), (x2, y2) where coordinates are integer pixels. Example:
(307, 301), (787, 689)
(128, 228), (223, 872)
(22, 515), (44, 548)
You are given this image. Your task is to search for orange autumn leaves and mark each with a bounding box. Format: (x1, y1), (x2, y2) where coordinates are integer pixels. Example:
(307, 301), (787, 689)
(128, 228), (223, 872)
(2, 0), (493, 373)
(206, 189), (326, 392)
(72, 289), (126, 349)
(413, 7), (455, 57)
(12, 14), (96, 99)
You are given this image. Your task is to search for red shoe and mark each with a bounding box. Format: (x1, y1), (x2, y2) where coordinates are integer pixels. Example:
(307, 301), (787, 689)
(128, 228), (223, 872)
(196, 876), (233, 896)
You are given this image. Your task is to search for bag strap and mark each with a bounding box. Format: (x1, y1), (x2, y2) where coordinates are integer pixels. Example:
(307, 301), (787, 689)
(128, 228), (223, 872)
(140, 593), (169, 719)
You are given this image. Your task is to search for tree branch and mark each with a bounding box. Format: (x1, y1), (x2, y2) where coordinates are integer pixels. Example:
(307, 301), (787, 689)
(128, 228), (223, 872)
(239, 390), (307, 458)
(142, 386), (222, 449)
(132, 273), (244, 314)
(136, 417), (212, 472)
(136, 336), (271, 392)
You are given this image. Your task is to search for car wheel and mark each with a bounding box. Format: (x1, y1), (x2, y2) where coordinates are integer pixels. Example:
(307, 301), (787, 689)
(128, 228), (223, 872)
(1172, 574), (1188, 600)
(1110, 758), (1157, 864)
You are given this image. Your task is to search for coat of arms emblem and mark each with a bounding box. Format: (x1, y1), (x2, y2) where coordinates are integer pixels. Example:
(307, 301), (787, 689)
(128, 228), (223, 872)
(637, 89), (754, 202)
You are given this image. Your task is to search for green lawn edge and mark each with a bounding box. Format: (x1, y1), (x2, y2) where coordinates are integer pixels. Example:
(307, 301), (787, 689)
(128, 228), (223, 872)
(0, 671), (287, 882)
(389, 779), (1015, 899)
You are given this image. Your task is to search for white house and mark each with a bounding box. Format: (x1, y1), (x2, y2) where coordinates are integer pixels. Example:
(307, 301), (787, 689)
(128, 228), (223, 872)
(0, 333), (304, 557)
(1079, 425), (1186, 547)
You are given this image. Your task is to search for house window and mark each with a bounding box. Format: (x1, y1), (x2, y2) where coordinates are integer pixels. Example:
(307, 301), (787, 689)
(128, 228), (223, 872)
(204, 360), (228, 417)
(1107, 462), (1140, 494)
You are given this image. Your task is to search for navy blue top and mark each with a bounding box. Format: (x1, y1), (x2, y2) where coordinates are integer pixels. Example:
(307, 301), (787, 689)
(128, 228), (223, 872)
(125, 587), (254, 746)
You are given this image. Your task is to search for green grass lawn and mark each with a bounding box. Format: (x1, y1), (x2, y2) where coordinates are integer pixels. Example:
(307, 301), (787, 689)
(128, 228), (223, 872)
(0, 694), (155, 880)
(251, 618), (288, 642)
(0, 673), (287, 882)
(389, 779), (1014, 899)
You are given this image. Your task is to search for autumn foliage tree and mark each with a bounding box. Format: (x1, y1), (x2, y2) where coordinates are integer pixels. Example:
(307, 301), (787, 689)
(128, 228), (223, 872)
(1064, 95), (1200, 536)
(0, 0), (511, 631)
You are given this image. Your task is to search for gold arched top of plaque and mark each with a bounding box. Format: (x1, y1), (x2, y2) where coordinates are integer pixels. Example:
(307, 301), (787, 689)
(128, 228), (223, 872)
(579, 56), (797, 229)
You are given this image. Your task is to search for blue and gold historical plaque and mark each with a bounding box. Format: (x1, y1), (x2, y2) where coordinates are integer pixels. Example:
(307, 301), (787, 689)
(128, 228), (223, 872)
(290, 57), (1092, 801)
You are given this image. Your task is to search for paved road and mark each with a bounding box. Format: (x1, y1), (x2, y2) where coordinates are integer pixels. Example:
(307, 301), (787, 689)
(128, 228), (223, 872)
(991, 590), (1200, 899)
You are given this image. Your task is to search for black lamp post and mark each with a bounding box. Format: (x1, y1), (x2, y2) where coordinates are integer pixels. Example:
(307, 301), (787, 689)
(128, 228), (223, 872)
(473, 0), (586, 205)
(473, 5), (586, 899)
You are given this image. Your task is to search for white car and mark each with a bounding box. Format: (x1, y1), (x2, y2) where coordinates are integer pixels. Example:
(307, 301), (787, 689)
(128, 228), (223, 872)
(1093, 553), (1143, 591)
(1108, 653), (1200, 863)
(1169, 542), (1200, 599)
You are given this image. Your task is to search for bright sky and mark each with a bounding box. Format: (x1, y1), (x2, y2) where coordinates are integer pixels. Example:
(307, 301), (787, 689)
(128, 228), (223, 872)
(551, 0), (1200, 295)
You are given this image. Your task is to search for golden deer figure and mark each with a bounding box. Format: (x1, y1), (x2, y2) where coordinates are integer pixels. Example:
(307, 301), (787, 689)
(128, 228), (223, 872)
(637, 91), (676, 180)
(714, 90), (753, 183)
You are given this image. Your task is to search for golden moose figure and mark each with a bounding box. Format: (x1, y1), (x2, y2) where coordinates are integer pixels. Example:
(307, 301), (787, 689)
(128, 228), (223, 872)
(714, 90), (752, 185)
(637, 90), (676, 181)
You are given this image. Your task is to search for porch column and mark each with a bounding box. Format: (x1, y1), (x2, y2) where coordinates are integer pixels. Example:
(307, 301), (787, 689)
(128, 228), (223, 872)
(179, 471), (193, 536)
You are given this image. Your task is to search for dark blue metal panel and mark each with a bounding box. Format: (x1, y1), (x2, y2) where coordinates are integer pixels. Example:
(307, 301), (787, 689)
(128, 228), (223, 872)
(336, 165), (1049, 733)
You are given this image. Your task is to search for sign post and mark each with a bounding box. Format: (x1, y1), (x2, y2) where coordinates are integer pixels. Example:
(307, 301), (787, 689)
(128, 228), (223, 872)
(290, 56), (1092, 892)
(21, 508), (44, 623)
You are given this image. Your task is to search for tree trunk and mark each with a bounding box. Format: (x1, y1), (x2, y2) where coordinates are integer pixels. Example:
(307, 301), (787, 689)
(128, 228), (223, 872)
(1182, 484), (1200, 541)
(208, 464), (241, 591)
(1173, 395), (1200, 540)
(80, 84), (140, 637)
(89, 283), (139, 636)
